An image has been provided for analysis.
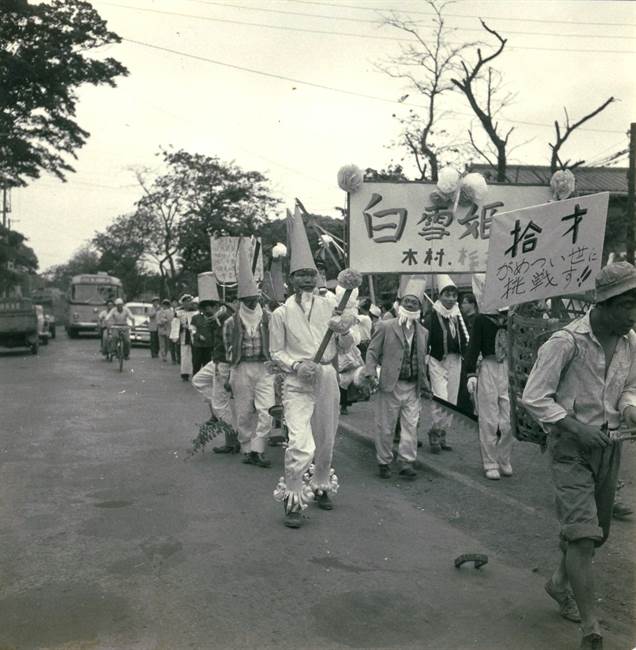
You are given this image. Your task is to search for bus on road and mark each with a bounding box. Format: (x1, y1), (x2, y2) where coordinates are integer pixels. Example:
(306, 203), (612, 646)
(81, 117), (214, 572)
(66, 273), (123, 338)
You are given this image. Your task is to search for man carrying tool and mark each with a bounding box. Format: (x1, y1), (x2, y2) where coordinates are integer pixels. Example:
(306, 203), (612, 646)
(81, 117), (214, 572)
(522, 262), (636, 650)
(269, 207), (356, 528)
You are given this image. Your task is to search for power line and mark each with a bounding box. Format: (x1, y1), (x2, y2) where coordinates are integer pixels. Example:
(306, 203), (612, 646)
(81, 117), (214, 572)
(184, 0), (636, 40)
(122, 37), (626, 134)
(100, 2), (636, 54)
(285, 0), (636, 29)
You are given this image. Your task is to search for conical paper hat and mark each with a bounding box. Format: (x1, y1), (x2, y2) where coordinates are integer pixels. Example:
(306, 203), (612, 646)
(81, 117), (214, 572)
(197, 272), (220, 302)
(399, 274), (427, 304)
(237, 238), (259, 299)
(287, 204), (317, 274)
(436, 274), (456, 295)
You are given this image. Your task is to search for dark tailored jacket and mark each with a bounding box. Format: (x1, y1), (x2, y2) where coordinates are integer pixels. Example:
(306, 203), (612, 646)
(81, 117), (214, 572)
(223, 310), (271, 367)
(364, 318), (430, 395)
(423, 310), (469, 362)
(190, 313), (214, 349)
(210, 310), (232, 362)
(464, 313), (507, 376)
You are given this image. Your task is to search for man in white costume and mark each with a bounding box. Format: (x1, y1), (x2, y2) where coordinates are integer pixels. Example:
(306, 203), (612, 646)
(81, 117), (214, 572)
(270, 207), (355, 528)
(222, 239), (275, 467)
(191, 272), (238, 453)
(423, 274), (469, 452)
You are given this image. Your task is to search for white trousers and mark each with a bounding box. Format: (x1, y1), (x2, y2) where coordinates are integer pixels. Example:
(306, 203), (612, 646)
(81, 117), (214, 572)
(476, 358), (513, 471)
(283, 364), (339, 492)
(192, 361), (235, 426)
(428, 353), (462, 430)
(230, 362), (275, 454)
(180, 343), (192, 376)
(375, 381), (420, 465)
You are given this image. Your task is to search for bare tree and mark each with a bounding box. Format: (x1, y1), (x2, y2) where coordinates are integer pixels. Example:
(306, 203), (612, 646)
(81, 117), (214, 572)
(451, 20), (517, 182)
(378, 1), (476, 181)
(549, 98), (615, 172)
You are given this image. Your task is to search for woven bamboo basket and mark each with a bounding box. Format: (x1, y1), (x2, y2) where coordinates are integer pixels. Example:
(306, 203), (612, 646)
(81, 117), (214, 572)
(507, 296), (592, 450)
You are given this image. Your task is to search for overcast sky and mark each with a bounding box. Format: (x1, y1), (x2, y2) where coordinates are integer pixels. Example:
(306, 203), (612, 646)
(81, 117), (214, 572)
(10, 0), (635, 270)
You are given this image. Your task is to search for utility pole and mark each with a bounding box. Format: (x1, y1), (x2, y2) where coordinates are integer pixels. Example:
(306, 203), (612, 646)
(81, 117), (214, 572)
(1, 185), (9, 230)
(627, 123), (635, 265)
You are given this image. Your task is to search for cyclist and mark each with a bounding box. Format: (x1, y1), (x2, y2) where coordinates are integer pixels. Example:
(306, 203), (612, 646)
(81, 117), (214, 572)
(106, 298), (135, 360)
(98, 299), (114, 356)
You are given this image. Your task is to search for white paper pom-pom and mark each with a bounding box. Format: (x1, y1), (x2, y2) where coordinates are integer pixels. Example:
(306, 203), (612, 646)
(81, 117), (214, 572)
(550, 169), (576, 201)
(337, 164), (363, 193)
(460, 173), (488, 204)
(272, 242), (287, 259)
(437, 167), (460, 196)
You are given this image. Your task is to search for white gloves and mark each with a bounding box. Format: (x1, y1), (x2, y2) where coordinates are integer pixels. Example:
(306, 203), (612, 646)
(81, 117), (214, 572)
(296, 360), (318, 382)
(467, 376), (477, 395)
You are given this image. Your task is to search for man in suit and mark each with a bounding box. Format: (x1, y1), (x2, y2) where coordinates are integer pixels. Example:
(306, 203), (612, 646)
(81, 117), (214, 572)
(364, 279), (431, 480)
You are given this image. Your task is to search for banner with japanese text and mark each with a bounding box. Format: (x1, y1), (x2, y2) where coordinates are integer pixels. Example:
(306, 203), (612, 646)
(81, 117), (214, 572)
(348, 181), (551, 274)
(210, 236), (264, 284)
(481, 192), (609, 312)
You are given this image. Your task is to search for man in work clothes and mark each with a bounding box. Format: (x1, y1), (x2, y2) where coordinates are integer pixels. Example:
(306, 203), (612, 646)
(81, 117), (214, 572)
(364, 276), (431, 481)
(223, 239), (275, 468)
(522, 262), (636, 650)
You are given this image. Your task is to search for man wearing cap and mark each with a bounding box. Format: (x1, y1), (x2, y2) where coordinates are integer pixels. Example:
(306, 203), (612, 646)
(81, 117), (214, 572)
(269, 208), (356, 528)
(423, 275), (470, 453)
(522, 262), (636, 650)
(105, 298), (135, 360)
(148, 297), (160, 358)
(364, 278), (432, 480)
(222, 239), (275, 467)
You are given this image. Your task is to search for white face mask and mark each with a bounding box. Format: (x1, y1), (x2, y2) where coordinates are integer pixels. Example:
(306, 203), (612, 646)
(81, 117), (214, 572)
(397, 305), (421, 329)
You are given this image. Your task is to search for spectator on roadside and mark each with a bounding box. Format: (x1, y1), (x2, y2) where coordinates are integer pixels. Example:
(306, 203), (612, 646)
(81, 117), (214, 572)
(148, 297), (160, 358)
(156, 299), (173, 362)
(178, 295), (198, 382)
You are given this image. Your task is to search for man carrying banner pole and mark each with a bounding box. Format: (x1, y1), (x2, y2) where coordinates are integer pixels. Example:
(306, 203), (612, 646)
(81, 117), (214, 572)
(270, 206), (357, 528)
(522, 262), (636, 650)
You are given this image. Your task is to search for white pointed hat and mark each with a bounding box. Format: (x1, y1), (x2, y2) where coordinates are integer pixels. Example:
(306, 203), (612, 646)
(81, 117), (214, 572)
(287, 204), (317, 274)
(436, 274), (456, 295)
(237, 238), (259, 299)
(399, 274), (427, 304)
(197, 271), (220, 303)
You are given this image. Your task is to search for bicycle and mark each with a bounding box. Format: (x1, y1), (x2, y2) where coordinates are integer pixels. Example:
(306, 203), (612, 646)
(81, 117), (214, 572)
(107, 325), (129, 372)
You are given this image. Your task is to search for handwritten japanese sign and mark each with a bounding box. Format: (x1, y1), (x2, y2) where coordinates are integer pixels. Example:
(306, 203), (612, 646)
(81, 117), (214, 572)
(210, 236), (264, 284)
(481, 192), (609, 312)
(348, 182), (551, 273)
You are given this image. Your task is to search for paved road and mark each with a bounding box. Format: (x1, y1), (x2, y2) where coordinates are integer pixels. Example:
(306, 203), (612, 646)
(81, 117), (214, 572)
(0, 337), (634, 650)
